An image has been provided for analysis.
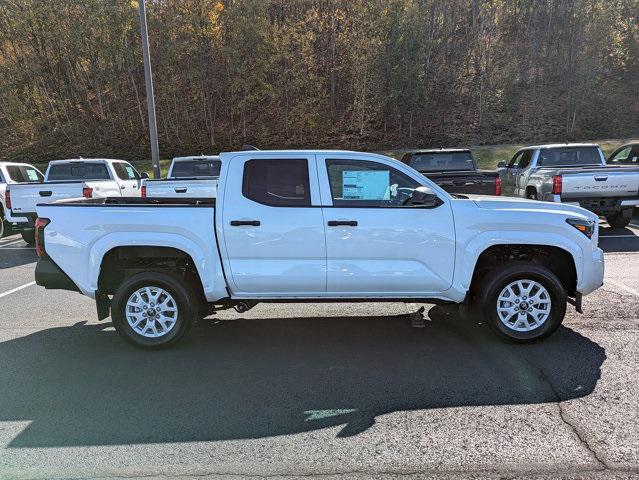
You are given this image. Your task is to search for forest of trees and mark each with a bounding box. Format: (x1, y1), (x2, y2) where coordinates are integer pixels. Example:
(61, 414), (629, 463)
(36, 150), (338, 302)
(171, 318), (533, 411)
(0, 0), (638, 161)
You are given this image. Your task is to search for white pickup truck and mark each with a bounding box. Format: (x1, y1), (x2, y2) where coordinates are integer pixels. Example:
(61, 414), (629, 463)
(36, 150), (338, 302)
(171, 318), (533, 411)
(143, 155), (220, 198)
(8, 158), (145, 243)
(33, 150), (604, 349)
(0, 162), (44, 239)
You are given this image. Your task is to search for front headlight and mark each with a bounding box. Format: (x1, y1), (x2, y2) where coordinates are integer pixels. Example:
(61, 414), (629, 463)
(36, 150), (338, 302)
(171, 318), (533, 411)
(566, 218), (595, 238)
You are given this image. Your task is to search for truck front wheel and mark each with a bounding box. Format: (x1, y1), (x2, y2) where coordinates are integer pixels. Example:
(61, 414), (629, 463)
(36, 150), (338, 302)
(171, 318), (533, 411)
(606, 208), (633, 229)
(478, 262), (567, 343)
(111, 271), (196, 349)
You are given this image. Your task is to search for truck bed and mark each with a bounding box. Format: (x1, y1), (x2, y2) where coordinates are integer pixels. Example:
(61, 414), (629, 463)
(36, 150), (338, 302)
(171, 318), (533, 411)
(423, 169), (500, 195)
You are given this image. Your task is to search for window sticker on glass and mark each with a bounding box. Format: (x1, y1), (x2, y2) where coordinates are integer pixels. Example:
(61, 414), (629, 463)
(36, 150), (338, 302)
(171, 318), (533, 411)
(125, 166), (136, 178)
(342, 170), (390, 200)
(26, 169), (39, 181)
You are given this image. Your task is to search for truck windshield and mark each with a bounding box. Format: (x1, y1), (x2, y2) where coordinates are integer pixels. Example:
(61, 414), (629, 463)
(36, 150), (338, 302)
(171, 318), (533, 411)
(47, 163), (111, 181)
(409, 152), (474, 172)
(538, 147), (602, 167)
(6, 165), (43, 183)
(171, 159), (221, 178)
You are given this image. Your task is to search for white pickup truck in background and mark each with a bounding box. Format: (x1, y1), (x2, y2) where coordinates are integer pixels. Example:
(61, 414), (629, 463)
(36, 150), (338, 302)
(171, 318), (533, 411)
(143, 155), (220, 198)
(0, 161), (44, 239)
(7, 158), (144, 243)
(34, 150), (604, 349)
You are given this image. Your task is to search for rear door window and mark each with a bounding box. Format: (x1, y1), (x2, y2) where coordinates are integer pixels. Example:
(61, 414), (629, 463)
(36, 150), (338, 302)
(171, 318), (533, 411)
(6, 165), (43, 183)
(171, 159), (221, 178)
(242, 159), (310, 207)
(409, 152), (474, 172)
(47, 163), (111, 181)
(537, 147), (602, 167)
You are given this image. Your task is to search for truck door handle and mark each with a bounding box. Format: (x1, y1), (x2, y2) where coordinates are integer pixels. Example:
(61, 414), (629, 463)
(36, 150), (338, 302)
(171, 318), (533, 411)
(174, 187), (188, 193)
(39, 191), (52, 197)
(328, 220), (358, 227)
(230, 220), (260, 226)
(120, 185), (126, 189)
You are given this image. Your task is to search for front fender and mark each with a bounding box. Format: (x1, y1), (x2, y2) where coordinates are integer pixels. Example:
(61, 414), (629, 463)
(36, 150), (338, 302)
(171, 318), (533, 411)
(453, 231), (583, 294)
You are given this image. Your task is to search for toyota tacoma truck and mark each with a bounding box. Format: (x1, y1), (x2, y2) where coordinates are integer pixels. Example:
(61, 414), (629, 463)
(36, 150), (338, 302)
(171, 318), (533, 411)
(401, 148), (501, 195)
(8, 158), (146, 243)
(498, 143), (639, 227)
(33, 150), (604, 349)
(0, 161), (44, 239)
(142, 155), (220, 198)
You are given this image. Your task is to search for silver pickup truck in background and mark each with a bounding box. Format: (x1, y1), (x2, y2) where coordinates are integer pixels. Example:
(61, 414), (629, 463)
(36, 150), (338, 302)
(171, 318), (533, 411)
(143, 155), (220, 198)
(498, 144), (639, 228)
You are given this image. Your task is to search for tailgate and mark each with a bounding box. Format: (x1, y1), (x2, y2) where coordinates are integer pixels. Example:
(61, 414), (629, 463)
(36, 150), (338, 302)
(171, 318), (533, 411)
(425, 172), (497, 195)
(10, 183), (84, 215)
(561, 170), (639, 199)
(146, 180), (217, 198)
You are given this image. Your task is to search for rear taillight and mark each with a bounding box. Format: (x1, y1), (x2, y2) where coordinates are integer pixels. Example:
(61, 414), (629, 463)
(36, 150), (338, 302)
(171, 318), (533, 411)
(141, 185), (147, 198)
(552, 175), (562, 195)
(5, 188), (11, 210)
(495, 177), (502, 196)
(35, 217), (50, 258)
(82, 187), (93, 198)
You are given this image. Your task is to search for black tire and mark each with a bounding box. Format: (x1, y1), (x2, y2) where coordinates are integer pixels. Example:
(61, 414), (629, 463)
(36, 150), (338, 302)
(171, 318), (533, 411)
(111, 271), (196, 349)
(606, 209), (632, 229)
(21, 230), (35, 245)
(527, 190), (538, 200)
(0, 209), (5, 239)
(478, 262), (567, 343)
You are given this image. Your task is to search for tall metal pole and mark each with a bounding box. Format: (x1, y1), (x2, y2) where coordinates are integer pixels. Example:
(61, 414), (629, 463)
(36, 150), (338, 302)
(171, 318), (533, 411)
(139, 0), (161, 179)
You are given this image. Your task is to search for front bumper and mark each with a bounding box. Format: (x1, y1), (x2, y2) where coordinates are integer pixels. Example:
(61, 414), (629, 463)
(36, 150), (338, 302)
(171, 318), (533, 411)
(35, 258), (80, 292)
(578, 247), (604, 296)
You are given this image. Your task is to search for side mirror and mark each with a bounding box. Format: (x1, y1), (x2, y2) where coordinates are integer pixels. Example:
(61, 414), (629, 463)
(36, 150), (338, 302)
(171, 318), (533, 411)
(497, 161), (507, 169)
(410, 186), (443, 208)
(140, 171), (149, 179)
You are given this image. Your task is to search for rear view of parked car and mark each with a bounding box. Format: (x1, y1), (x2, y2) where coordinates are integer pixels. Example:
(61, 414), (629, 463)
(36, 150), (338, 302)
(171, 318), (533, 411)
(0, 162), (44, 239)
(401, 149), (501, 196)
(7, 158), (144, 243)
(143, 155), (220, 198)
(498, 144), (639, 228)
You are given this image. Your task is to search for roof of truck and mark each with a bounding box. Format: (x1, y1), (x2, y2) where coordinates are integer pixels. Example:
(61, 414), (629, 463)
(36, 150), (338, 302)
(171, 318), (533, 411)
(404, 148), (471, 154)
(172, 155), (220, 162)
(522, 143), (600, 150)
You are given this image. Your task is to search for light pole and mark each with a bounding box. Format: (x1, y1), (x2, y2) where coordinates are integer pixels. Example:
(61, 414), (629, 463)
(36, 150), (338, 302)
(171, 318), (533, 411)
(138, 0), (161, 179)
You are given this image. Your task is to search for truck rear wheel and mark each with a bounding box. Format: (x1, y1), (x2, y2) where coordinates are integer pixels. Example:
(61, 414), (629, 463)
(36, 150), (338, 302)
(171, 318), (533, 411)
(478, 262), (567, 343)
(606, 208), (633, 229)
(111, 271), (196, 349)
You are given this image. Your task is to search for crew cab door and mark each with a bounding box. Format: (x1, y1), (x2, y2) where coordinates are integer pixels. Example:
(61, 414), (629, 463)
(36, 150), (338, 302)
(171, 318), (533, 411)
(317, 153), (455, 295)
(111, 162), (142, 196)
(220, 154), (326, 295)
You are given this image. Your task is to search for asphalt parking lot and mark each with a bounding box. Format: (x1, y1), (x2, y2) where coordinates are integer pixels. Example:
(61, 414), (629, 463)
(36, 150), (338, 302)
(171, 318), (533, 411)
(0, 222), (638, 480)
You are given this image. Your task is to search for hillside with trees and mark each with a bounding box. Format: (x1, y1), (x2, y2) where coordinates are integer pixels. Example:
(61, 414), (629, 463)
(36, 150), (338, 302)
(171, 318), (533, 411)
(0, 0), (638, 161)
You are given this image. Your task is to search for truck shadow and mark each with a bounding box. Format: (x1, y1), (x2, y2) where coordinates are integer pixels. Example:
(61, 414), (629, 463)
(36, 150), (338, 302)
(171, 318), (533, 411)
(0, 234), (36, 269)
(0, 306), (605, 448)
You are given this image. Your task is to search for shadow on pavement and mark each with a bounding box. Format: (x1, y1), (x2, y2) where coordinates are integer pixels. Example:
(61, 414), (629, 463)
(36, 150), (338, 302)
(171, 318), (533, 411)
(0, 234), (36, 270)
(0, 306), (605, 448)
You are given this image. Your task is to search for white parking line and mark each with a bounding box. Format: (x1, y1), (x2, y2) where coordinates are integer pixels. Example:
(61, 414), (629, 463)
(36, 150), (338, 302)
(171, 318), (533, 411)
(606, 279), (639, 298)
(0, 281), (36, 299)
(0, 247), (35, 250)
(0, 238), (25, 247)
